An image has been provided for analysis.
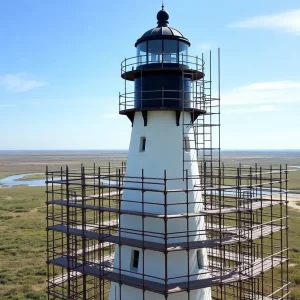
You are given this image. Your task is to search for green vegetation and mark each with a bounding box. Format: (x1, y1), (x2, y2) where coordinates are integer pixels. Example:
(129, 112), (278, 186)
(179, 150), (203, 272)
(0, 151), (299, 299)
(18, 173), (45, 181)
(2, 184), (300, 299)
(287, 170), (300, 192)
(0, 172), (15, 180)
(286, 206), (300, 299)
(220, 151), (300, 192)
(0, 185), (46, 300)
(0, 152), (126, 300)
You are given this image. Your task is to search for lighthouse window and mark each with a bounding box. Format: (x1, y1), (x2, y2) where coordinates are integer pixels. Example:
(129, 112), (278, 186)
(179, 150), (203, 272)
(179, 42), (188, 55)
(137, 42), (147, 65)
(148, 40), (162, 64)
(184, 136), (190, 152)
(131, 250), (140, 270)
(179, 42), (188, 65)
(139, 137), (146, 152)
(197, 249), (204, 269)
(163, 40), (178, 63)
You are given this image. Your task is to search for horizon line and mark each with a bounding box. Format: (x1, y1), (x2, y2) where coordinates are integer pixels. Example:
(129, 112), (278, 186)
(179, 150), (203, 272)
(0, 149), (300, 152)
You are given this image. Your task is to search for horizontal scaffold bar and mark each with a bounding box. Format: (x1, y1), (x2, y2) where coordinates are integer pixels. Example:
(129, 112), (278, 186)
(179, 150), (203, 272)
(48, 223), (284, 252)
(48, 255), (286, 295)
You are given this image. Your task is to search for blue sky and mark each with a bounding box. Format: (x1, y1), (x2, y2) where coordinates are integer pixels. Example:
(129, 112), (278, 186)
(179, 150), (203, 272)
(0, 0), (299, 150)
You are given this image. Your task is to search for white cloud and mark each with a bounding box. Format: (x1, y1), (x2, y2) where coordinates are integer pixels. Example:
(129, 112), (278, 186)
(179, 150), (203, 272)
(228, 9), (300, 35)
(0, 73), (46, 92)
(198, 43), (212, 52)
(222, 80), (300, 106)
(225, 104), (277, 113)
(242, 81), (300, 90)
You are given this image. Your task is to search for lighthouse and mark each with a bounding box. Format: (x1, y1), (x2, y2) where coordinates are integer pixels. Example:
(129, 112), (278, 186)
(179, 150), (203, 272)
(110, 5), (211, 300)
(46, 4), (289, 300)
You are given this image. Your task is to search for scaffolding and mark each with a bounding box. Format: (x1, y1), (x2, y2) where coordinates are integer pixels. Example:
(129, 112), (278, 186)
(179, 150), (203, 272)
(46, 47), (289, 299)
(119, 50), (220, 182)
(174, 53), (221, 212)
(46, 163), (289, 299)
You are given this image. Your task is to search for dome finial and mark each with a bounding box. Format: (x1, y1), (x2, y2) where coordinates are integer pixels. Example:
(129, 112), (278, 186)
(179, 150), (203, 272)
(157, 2), (169, 27)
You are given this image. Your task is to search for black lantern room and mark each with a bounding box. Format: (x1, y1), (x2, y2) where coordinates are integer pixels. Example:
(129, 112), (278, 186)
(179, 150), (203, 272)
(120, 6), (205, 125)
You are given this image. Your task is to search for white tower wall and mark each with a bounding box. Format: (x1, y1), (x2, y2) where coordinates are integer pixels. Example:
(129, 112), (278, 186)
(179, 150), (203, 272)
(110, 111), (211, 300)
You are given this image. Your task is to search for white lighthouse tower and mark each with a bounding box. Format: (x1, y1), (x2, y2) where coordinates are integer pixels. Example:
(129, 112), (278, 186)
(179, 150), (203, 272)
(45, 4), (289, 300)
(110, 5), (211, 300)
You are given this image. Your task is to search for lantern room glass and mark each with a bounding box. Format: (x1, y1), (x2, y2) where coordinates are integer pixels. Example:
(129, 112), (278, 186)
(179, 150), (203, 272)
(137, 42), (147, 64)
(148, 40), (162, 64)
(163, 40), (178, 63)
(136, 40), (189, 66)
(179, 41), (188, 65)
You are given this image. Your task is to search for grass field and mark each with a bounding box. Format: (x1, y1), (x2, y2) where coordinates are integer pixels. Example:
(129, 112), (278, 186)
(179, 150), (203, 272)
(0, 186), (46, 300)
(0, 150), (299, 299)
(18, 174), (45, 181)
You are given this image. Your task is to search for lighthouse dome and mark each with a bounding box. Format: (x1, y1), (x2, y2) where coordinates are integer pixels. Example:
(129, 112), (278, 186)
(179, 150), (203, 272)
(135, 6), (190, 46)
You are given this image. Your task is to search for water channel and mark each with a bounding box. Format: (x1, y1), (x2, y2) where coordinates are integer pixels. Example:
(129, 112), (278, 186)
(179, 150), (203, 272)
(0, 168), (299, 195)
